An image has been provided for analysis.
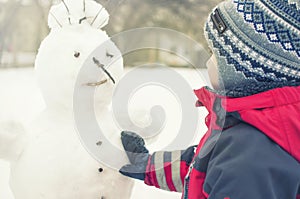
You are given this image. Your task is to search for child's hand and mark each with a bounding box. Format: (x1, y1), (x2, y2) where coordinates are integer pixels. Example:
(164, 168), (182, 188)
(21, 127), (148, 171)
(119, 131), (150, 180)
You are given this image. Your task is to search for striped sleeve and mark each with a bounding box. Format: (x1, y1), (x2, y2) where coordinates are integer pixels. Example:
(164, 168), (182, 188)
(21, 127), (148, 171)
(144, 146), (196, 192)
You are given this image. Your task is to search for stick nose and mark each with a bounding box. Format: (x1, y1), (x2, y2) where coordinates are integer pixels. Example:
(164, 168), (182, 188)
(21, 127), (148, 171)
(93, 57), (116, 84)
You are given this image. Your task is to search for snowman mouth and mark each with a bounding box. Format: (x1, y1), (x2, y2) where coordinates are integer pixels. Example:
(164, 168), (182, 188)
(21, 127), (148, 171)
(85, 79), (108, 87)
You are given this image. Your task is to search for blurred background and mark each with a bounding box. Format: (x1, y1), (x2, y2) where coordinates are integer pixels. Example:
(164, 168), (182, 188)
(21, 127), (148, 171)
(0, 0), (222, 68)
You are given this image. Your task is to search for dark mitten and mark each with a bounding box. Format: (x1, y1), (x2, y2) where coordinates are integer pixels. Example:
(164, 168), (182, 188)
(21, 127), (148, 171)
(119, 131), (150, 180)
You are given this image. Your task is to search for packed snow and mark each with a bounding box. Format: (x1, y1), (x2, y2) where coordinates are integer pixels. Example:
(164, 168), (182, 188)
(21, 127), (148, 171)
(0, 67), (210, 199)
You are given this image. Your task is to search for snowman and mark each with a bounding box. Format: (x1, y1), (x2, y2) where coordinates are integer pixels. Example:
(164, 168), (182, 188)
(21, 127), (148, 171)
(0, 0), (135, 198)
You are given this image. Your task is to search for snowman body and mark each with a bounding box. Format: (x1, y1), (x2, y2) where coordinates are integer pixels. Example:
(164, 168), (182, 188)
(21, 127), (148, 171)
(10, 109), (133, 199)
(7, 1), (134, 198)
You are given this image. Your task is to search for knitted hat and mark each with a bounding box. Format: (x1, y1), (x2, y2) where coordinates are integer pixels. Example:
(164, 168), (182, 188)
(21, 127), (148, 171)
(204, 0), (300, 97)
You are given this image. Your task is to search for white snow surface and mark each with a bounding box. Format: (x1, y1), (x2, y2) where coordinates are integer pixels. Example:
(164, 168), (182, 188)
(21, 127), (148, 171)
(0, 67), (210, 199)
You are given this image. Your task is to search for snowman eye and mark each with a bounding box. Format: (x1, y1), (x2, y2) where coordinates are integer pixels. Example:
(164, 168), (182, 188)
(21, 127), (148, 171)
(74, 51), (80, 58)
(106, 51), (114, 58)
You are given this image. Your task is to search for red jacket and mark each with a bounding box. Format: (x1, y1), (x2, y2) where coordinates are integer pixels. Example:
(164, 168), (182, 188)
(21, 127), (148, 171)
(144, 86), (300, 199)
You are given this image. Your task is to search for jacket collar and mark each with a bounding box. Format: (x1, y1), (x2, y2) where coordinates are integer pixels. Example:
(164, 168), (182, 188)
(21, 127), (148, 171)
(195, 85), (300, 111)
(194, 86), (300, 162)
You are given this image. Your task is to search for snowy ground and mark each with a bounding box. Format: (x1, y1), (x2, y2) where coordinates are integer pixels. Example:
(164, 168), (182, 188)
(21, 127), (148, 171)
(0, 67), (210, 199)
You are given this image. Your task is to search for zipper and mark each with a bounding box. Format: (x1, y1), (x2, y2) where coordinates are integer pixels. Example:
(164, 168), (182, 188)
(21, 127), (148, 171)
(183, 161), (195, 199)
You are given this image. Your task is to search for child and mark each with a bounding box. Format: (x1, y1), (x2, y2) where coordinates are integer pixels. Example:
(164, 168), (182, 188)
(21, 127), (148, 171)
(119, 0), (300, 198)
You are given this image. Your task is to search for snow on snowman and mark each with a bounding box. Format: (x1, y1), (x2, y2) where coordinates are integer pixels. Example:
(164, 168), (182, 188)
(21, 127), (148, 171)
(0, 0), (144, 198)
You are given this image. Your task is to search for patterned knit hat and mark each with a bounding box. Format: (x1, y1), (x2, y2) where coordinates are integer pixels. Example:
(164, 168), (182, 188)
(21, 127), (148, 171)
(204, 0), (300, 97)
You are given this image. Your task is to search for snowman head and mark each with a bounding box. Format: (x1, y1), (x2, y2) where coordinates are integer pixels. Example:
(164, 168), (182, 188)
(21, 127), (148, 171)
(35, 0), (123, 110)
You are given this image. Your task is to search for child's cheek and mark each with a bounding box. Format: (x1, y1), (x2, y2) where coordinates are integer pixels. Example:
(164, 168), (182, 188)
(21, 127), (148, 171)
(206, 55), (220, 89)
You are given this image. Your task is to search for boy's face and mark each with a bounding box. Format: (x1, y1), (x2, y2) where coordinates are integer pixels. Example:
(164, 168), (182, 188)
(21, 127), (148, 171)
(206, 53), (220, 89)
